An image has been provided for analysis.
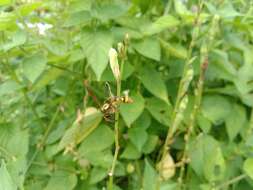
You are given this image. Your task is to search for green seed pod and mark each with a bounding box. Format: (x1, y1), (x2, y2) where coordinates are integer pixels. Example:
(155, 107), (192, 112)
(173, 95), (189, 132)
(180, 67), (194, 98)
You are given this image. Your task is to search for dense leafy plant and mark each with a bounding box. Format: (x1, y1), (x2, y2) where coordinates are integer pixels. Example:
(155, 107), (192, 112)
(1, 0), (253, 189)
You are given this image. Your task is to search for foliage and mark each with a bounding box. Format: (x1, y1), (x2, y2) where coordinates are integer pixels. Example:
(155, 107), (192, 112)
(0, 0), (253, 190)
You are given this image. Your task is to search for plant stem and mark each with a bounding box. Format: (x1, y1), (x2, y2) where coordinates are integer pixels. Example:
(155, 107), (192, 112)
(178, 56), (208, 185)
(108, 60), (125, 190)
(159, 1), (203, 180)
(178, 13), (220, 186)
(24, 106), (60, 176)
(216, 174), (247, 189)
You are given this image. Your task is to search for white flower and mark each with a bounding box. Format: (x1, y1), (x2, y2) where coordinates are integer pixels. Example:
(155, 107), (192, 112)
(26, 22), (53, 36)
(37, 23), (53, 35)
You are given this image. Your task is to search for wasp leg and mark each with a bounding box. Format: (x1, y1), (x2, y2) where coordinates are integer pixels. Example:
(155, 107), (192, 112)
(104, 117), (116, 123)
(104, 114), (116, 123)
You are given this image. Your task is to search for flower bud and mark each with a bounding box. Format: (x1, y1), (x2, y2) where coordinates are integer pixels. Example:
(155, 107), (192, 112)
(117, 42), (125, 58)
(126, 163), (135, 173)
(108, 48), (120, 81)
(124, 33), (130, 46)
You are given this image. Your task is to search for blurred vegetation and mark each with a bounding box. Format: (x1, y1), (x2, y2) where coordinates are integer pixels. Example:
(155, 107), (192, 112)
(1, 0), (253, 190)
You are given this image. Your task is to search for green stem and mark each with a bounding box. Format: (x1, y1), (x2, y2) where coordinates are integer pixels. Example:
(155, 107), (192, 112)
(108, 60), (125, 190)
(159, 1), (203, 180)
(178, 56), (208, 185)
(178, 13), (220, 185)
(39, 107), (60, 148)
(24, 107), (60, 176)
(216, 174), (247, 189)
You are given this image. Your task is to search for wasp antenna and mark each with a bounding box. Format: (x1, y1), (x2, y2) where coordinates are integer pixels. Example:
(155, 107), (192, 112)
(105, 82), (114, 97)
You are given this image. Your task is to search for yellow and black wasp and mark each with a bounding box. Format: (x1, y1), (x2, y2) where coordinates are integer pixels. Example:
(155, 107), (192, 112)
(83, 80), (133, 122)
(100, 83), (133, 122)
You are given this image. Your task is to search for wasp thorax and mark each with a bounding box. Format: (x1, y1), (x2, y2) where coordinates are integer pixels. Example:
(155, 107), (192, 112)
(101, 103), (110, 111)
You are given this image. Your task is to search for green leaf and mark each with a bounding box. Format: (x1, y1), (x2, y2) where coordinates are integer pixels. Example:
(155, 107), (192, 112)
(146, 98), (172, 126)
(218, 2), (241, 19)
(128, 126), (148, 152)
(189, 135), (226, 181)
(143, 15), (180, 35)
(234, 49), (253, 106)
(0, 80), (21, 96)
(44, 171), (77, 190)
(133, 111), (151, 130)
(0, 123), (29, 188)
(44, 39), (68, 56)
(94, 2), (129, 21)
(89, 167), (108, 184)
(201, 95), (231, 125)
(133, 0), (152, 13)
(22, 53), (47, 83)
(121, 142), (141, 160)
(3, 30), (27, 51)
(143, 159), (157, 190)
(212, 50), (237, 78)
(203, 146), (226, 182)
(197, 114), (212, 134)
(32, 67), (64, 91)
(80, 28), (113, 80)
(243, 158), (253, 179)
(0, 160), (17, 190)
(17, 2), (42, 16)
(139, 66), (168, 103)
(83, 149), (113, 168)
(0, 12), (16, 31)
(68, 0), (92, 12)
(133, 37), (161, 61)
(78, 124), (114, 154)
(58, 108), (103, 151)
(64, 11), (91, 27)
(174, 0), (191, 15)
(142, 135), (159, 154)
(160, 182), (178, 190)
(120, 92), (145, 127)
(159, 38), (187, 59)
(0, 0), (11, 6)
(225, 104), (246, 141)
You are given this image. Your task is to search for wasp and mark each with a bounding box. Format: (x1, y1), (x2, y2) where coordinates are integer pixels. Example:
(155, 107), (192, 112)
(100, 83), (133, 122)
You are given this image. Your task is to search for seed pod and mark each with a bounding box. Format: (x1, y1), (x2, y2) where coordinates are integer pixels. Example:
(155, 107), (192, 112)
(108, 48), (120, 82)
(180, 66), (194, 98)
(173, 95), (189, 133)
(158, 153), (175, 180)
